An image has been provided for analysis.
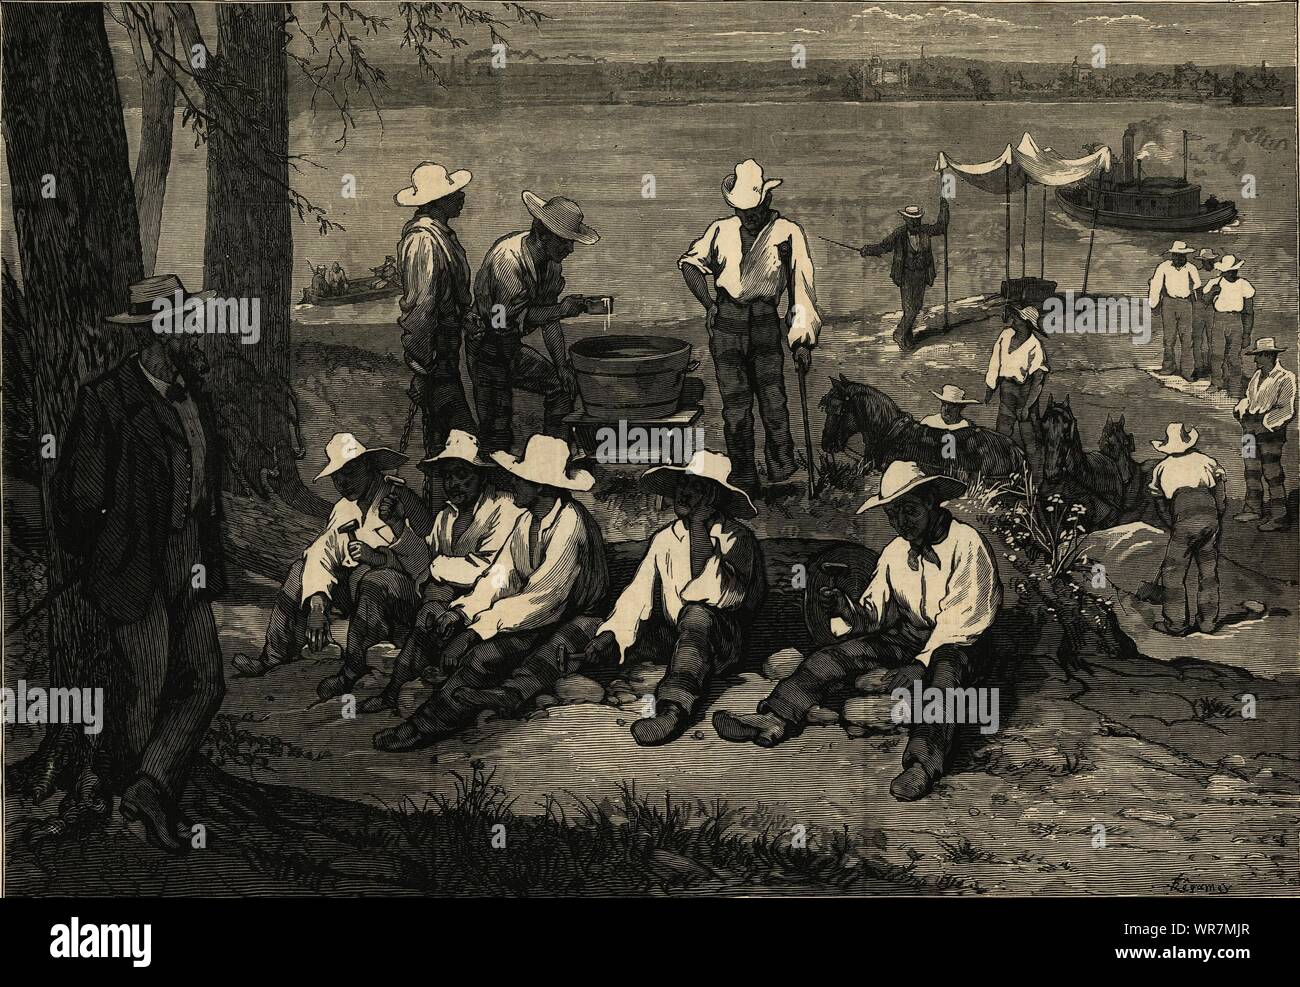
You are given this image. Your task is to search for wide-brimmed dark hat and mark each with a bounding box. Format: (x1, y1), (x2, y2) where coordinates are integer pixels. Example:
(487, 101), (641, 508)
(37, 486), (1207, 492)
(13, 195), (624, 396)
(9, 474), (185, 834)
(522, 191), (599, 245)
(106, 274), (214, 326)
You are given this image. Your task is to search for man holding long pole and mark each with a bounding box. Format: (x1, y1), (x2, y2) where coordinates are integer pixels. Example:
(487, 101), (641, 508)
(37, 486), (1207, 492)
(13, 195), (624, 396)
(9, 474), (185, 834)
(859, 196), (950, 352)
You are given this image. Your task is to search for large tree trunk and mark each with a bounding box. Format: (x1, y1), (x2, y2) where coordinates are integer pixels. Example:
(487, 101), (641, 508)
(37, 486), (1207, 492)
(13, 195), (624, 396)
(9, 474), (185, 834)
(2, 1), (145, 805)
(202, 2), (325, 517)
(126, 3), (177, 277)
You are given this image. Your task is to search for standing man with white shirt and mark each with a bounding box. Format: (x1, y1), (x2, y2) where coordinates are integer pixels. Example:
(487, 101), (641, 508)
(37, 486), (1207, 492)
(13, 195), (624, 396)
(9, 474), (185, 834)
(576, 450), (765, 746)
(233, 433), (433, 701)
(715, 462), (1002, 802)
(679, 159), (821, 495)
(1148, 241), (1201, 378)
(372, 436), (608, 751)
(1147, 424), (1226, 635)
(1202, 255), (1256, 398)
(1234, 338), (1296, 531)
(984, 305), (1050, 476)
(1191, 248), (1220, 380)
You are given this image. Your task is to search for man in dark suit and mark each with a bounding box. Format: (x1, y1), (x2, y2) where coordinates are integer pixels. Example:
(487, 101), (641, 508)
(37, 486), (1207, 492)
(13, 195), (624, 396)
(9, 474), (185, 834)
(860, 198), (950, 353)
(53, 274), (227, 855)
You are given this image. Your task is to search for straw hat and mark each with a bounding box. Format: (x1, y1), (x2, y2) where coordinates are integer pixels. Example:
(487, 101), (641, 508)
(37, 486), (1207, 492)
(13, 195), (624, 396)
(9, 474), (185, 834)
(639, 449), (758, 520)
(521, 191), (599, 244)
(418, 429), (492, 472)
(1012, 305), (1041, 329)
(1213, 254), (1244, 272)
(1245, 337), (1286, 355)
(1151, 423), (1199, 455)
(490, 434), (594, 492)
(932, 384), (979, 405)
(898, 205), (925, 220)
(722, 159), (782, 210)
(1195, 247), (1220, 261)
(1166, 240), (1194, 255)
(315, 432), (407, 480)
(856, 460), (966, 514)
(394, 161), (471, 207)
(106, 274), (215, 326)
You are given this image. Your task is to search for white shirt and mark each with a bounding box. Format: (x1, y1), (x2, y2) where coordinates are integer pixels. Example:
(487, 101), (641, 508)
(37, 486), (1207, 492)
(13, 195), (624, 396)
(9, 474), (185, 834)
(1147, 260), (1201, 306)
(387, 486), (524, 589)
(301, 491), (398, 603)
(920, 413), (971, 431)
(1235, 363), (1297, 432)
(851, 519), (1002, 667)
(1203, 276), (1255, 313)
(679, 214), (821, 349)
(597, 517), (762, 658)
(1149, 451), (1225, 500)
(985, 328), (1049, 391)
(454, 497), (608, 641)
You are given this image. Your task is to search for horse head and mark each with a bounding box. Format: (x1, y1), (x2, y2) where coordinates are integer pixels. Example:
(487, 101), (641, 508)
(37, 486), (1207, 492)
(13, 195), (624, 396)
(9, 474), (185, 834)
(1039, 395), (1082, 481)
(1099, 414), (1135, 462)
(819, 374), (854, 455)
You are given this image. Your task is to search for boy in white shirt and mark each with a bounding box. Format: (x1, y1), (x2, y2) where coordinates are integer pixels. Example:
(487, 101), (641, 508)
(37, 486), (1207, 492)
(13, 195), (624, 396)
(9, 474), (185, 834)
(1147, 424), (1226, 635)
(715, 461), (1002, 802)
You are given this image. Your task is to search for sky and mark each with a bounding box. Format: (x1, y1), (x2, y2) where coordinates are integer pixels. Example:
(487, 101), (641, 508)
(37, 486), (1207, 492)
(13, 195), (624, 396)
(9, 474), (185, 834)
(426, 1), (1299, 66)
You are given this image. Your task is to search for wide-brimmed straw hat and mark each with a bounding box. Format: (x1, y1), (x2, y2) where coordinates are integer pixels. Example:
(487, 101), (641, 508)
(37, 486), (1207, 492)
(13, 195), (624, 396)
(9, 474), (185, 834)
(106, 274), (215, 326)
(722, 159), (782, 210)
(898, 205), (925, 220)
(1214, 254), (1244, 272)
(1012, 305), (1041, 329)
(490, 435), (594, 492)
(1167, 240), (1194, 255)
(1245, 336), (1287, 355)
(315, 432), (407, 480)
(1151, 422), (1199, 455)
(1196, 247), (1220, 261)
(856, 460), (966, 514)
(418, 429), (492, 472)
(932, 384), (979, 405)
(394, 161), (471, 207)
(639, 449), (757, 520)
(521, 191), (599, 244)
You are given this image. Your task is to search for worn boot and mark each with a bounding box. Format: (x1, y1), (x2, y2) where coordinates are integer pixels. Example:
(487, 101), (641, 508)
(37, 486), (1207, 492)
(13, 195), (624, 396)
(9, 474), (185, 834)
(631, 701), (689, 746)
(712, 708), (789, 747)
(119, 776), (187, 855)
(890, 762), (937, 802)
(316, 659), (369, 701)
(373, 720), (440, 753)
(1233, 500), (1264, 523)
(1258, 499), (1291, 532)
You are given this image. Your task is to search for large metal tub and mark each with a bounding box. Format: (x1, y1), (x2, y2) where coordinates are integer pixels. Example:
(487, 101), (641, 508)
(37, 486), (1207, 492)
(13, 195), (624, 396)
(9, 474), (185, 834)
(570, 334), (694, 419)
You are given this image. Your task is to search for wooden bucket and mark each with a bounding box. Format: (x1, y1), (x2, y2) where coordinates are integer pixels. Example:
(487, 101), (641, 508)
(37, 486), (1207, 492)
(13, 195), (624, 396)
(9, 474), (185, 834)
(570, 334), (694, 419)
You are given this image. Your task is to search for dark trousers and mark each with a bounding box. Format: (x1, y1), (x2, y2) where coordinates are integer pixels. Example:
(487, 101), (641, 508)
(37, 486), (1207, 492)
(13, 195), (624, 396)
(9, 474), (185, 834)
(1159, 297), (1194, 376)
(410, 370), (475, 461)
(1191, 301), (1212, 375)
(711, 296), (796, 491)
(263, 558), (420, 672)
(1209, 311), (1247, 397)
(407, 615), (601, 736)
(629, 603), (744, 714)
(383, 580), (458, 697)
(1241, 414), (1288, 517)
(1158, 487), (1221, 629)
(897, 275), (928, 346)
(465, 334), (573, 453)
(994, 377), (1043, 476)
(110, 520), (224, 799)
(764, 623), (981, 781)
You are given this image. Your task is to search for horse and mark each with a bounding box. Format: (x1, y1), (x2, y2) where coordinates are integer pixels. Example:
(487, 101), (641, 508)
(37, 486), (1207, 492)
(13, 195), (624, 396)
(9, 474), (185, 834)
(1039, 396), (1165, 531)
(819, 375), (1024, 481)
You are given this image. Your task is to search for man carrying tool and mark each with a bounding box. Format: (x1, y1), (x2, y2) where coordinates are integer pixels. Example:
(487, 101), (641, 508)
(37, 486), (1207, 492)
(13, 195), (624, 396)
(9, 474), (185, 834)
(232, 433), (432, 701)
(679, 158), (821, 496)
(859, 198), (950, 353)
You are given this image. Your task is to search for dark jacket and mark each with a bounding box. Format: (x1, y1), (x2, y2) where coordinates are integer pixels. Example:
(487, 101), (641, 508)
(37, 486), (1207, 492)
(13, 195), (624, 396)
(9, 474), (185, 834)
(53, 355), (227, 625)
(862, 200), (950, 288)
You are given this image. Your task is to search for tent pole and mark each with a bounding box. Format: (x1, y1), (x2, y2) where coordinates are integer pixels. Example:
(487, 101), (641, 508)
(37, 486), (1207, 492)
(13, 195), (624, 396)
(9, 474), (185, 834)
(1021, 184), (1028, 278)
(940, 171), (949, 330)
(1040, 186), (1047, 279)
(1003, 163), (1011, 294)
(1082, 170), (1102, 293)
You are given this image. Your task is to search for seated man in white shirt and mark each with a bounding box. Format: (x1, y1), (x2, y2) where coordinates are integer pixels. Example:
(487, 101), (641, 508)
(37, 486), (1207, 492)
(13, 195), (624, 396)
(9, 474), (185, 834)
(571, 449), (766, 746)
(233, 433), (433, 700)
(715, 461), (1002, 802)
(356, 430), (525, 714)
(372, 435), (609, 751)
(1147, 423), (1226, 635)
(921, 384), (979, 432)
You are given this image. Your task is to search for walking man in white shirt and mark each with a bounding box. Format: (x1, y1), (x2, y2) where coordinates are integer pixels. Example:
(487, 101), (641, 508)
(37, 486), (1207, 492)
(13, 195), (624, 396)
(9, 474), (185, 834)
(355, 430), (525, 714)
(1148, 241), (1201, 378)
(233, 434), (433, 698)
(1202, 255), (1256, 398)
(679, 159), (821, 494)
(1147, 424), (1226, 635)
(1234, 338), (1296, 531)
(575, 450), (766, 746)
(715, 461), (1002, 802)
(372, 435), (608, 750)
